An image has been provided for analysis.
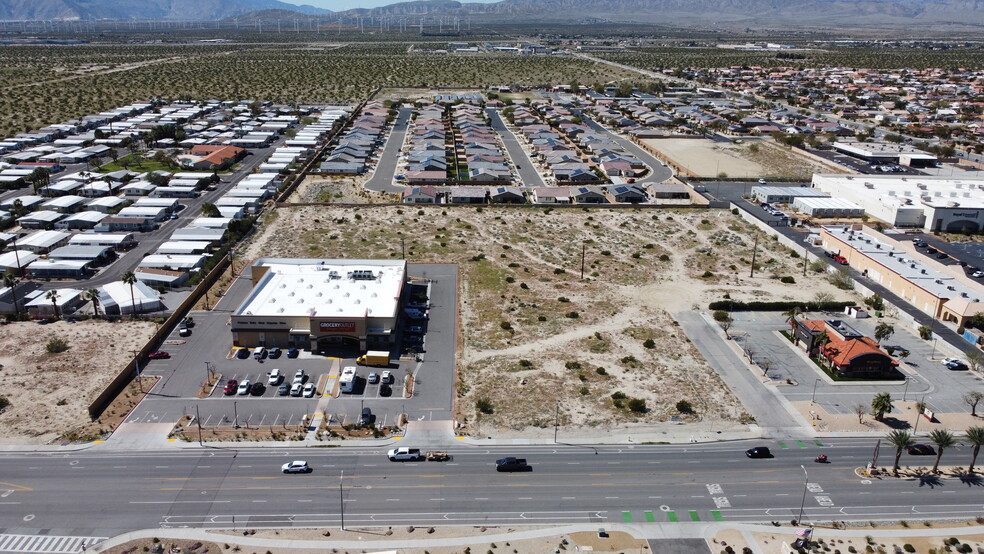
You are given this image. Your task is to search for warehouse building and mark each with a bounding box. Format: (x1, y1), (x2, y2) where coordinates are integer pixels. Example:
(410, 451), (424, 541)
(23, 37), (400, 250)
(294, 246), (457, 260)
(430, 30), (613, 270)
(812, 174), (984, 232)
(231, 258), (407, 353)
(751, 186), (829, 205)
(792, 197), (865, 218)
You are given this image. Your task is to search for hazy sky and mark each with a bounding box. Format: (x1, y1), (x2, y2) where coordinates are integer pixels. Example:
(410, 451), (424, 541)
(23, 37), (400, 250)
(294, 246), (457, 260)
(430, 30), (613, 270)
(282, 0), (495, 11)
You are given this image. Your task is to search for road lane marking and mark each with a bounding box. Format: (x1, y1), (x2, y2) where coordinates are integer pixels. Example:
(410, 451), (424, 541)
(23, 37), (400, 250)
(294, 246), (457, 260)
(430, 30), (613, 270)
(713, 497), (731, 508)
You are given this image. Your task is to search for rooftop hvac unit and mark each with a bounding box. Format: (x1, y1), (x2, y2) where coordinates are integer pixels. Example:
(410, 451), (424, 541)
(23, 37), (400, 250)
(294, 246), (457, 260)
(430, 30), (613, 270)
(876, 244), (881, 248)
(917, 183), (927, 190)
(888, 251), (894, 256)
(935, 279), (943, 284)
(947, 286), (956, 291)
(962, 292), (969, 297)
(864, 182), (874, 189)
(921, 269), (927, 274)
(911, 263), (917, 268)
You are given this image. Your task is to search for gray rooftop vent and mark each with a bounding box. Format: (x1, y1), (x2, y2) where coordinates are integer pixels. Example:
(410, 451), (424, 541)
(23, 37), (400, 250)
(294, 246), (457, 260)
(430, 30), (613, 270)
(911, 264), (916, 268)
(947, 286), (956, 291)
(921, 269), (927, 274)
(961, 292), (969, 297)
(936, 279), (943, 284)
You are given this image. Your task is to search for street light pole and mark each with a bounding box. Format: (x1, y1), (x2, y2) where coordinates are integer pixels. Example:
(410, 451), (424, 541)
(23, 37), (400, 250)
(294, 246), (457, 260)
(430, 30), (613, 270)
(195, 405), (203, 446)
(811, 378), (821, 403)
(902, 377), (911, 401)
(797, 464), (809, 525)
(234, 401), (239, 429)
(339, 470), (345, 531)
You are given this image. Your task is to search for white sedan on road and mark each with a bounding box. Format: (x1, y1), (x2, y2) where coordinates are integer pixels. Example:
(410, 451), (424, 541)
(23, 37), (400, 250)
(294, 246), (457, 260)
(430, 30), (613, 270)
(281, 461), (311, 474)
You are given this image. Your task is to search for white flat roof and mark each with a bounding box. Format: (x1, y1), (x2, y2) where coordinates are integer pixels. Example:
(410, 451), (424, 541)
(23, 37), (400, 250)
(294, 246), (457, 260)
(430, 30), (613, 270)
(813, 173), (984, 210)
(824, 225), (983, 301)
(236, 258), (406, 318)
(19, 230), (70, 248)
(792, 197), (864, 209)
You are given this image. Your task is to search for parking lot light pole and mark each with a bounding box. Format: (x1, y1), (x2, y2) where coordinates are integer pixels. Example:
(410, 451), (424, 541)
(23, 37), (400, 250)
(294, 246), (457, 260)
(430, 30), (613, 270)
(234, 401), (240, 429)
(554, 402), (559, 443)
(903, 377), (912, 401)
(797, 464), (809, 525)
(811, 378), (821, 403)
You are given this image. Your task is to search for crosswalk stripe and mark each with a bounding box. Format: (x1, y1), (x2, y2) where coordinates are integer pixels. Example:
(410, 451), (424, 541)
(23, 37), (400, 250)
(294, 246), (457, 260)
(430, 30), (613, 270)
(0, 534), (107, 553)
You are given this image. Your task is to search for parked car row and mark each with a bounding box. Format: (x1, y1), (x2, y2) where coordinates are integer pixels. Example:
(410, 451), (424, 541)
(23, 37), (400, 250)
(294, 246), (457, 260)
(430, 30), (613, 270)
(236, 346), (300, 359)
(221, 370), (318, 397)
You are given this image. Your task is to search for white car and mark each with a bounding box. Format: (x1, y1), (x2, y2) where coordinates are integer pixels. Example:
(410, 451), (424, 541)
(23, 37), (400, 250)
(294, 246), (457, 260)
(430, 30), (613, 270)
(237, 380), (251, 395)
(973, 271), (984, 278)
(268, 368), (283, 385)
(302, 383), (316, 398)
(941, 357), (961, 366)
(290, 382), (303, 397)
(381, 370), (392, 384)
(281, 460), (311, 474)
(293, 369), (306, 385)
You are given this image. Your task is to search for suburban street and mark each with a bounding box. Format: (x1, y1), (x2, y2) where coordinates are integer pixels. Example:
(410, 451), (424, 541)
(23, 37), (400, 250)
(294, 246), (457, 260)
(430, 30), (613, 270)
(485, 107), (546, 187)
(363, 106), (411, 193)
(0, 439), (980, 539)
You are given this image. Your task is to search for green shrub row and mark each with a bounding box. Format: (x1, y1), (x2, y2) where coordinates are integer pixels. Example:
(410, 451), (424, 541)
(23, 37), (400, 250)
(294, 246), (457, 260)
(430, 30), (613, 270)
(708, 300), (856, 312)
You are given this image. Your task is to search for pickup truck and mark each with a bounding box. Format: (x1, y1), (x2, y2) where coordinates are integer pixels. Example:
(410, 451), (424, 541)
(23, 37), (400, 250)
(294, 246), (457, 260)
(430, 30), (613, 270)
(387, 447), (425, 462)
(495, 457), (529, 472)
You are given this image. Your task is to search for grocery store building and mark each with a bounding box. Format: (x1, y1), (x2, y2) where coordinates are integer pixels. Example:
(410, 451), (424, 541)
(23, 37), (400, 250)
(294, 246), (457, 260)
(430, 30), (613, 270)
(231, 258), (406, 352)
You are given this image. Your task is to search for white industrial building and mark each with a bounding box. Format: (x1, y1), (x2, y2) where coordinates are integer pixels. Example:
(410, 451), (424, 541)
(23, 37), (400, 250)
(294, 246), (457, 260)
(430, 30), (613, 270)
(99, 280), (164, 315)
(792, 197), (865, 218)
(751, 186), (829, 204)
(811, 174), (984, 232)
(832, 141), (938, 167)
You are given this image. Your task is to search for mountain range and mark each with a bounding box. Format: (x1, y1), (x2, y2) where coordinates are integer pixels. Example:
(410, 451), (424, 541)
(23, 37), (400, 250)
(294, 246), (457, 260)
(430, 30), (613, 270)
(0, 0), (329, 21)
(1, 0), (983, 28)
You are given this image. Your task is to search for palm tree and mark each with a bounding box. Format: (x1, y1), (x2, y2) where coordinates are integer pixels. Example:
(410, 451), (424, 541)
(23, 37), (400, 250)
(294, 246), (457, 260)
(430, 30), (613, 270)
(928, 429), (956, 474)
(913, 400), (928, 434)
(966, 426), (984, 473)
(814, 330), (830, 362)
(84, 288), (101, 317)
(784, 306), (802, 328)
(2, 273), (20, 317)
(122, 271), (137, 319)
(871, 392), (893, 422)
(45, 289), (60, 319)
(886, 429), (914, 475)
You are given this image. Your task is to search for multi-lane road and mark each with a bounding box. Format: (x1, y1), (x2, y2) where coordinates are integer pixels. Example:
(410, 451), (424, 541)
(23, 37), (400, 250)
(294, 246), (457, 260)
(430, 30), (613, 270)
(1, 439), (981, 538)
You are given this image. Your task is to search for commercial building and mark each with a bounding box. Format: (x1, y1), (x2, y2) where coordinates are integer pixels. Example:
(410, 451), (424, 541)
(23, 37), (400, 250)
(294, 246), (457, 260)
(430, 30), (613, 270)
(231, 258), (406, 352)
(820, 225), (984, 325)
(750, 186), (829, 204)
(812, 174), (984, 232)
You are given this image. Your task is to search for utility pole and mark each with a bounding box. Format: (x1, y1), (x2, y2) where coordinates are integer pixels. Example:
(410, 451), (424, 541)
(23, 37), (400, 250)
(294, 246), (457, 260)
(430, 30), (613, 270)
(749, 234), (760, 277)
(580, 241), (585, 280)
(234, 401), (240, 429)
(196, 405), (203, 446)
(554, 402), (560, 443)
(803, 247), (809, 276)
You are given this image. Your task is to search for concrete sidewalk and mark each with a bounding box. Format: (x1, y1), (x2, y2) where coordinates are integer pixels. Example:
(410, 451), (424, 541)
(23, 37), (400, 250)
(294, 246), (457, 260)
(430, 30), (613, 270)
(91, 522), (984, 554)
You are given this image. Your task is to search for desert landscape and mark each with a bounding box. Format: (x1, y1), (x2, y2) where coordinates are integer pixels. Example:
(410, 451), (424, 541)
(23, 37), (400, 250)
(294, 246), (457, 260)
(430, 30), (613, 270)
(241, 175), (850, 438)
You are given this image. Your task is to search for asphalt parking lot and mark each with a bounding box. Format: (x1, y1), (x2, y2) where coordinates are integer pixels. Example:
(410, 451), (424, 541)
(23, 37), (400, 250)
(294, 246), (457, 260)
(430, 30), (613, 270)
(129, 263), (458, 432)
(728, 311), (984, 416)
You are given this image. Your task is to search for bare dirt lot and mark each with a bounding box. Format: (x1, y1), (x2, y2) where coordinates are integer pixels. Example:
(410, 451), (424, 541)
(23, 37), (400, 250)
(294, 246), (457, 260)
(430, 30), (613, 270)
(0, 319), (157, 444)
(644, 137), (831, 180)
(241, 178), (849, 437)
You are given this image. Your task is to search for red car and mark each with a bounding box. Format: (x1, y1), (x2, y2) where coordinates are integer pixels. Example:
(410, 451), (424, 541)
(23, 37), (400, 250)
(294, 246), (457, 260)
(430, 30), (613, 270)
(832, 255), (848, 265)
(147, 351), (170, 360)
(223, 379), (238, 396)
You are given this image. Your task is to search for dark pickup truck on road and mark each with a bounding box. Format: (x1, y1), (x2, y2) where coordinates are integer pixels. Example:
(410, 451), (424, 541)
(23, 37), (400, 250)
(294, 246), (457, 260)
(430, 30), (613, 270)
(495, 457), (529, 472)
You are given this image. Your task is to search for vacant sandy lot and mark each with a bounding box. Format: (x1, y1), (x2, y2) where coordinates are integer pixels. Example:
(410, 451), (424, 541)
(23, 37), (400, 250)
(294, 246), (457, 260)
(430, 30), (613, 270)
(0, 319), (157, 444)
(644, 137), (831, 180)
(246, 178), (850, 436)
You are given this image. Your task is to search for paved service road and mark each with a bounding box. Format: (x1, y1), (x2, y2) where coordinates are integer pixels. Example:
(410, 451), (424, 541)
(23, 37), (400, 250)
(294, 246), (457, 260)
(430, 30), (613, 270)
(364, 106), (412, 193)
(0, 439), (980, 537)
(485, 108), (544, 188)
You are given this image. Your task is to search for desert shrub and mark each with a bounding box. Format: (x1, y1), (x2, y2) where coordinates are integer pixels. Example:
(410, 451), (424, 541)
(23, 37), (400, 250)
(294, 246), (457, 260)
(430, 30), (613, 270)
(712, 310), (730, 322)
(596, 367), (608, 376)
(46, 338), (70, 353)
(643, 338), (655, 349)
(565, 361), (582, 370)
(627, 398), (647, 412)
(780, 276), (795, 283)
(565, 311), (579, 319)
(701, 270), (714, 278)
(500, 321), (513, 330)
(476, 397), (494, 414)
(676, 400), (694, 414)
